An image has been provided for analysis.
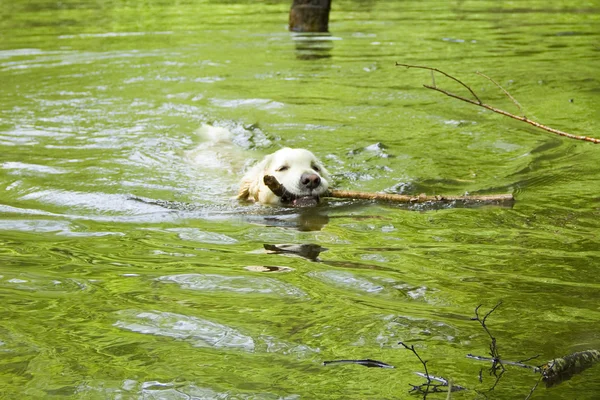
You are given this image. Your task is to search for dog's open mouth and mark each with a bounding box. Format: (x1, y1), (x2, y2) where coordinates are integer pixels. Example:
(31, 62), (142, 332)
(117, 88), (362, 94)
(287, 195), (319, 207)
(263, 175), (322, 207)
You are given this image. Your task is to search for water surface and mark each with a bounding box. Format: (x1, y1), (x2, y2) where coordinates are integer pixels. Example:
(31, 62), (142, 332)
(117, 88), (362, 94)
(1, 1), (599, 399)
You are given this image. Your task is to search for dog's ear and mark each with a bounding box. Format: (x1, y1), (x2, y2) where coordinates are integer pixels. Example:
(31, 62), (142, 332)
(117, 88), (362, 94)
(237, 180), (251, 200)
(237, 154), (273, 201)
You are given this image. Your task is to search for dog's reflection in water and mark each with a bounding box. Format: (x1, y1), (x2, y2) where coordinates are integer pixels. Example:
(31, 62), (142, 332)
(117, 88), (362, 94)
(258, 206), (330, 232)
(263, 243), (327, 262)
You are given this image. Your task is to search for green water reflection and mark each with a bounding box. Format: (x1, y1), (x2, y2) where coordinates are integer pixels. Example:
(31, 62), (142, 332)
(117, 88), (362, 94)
(1, 1), (599, 399)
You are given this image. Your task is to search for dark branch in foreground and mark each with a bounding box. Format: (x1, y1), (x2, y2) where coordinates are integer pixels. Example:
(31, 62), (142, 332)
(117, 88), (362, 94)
(399, 341), (466, 397)
(318, 302), (599, 399)
(470, 302), (545, 398)
(396, 63), (600, 144)
(471, 302), (506, 392)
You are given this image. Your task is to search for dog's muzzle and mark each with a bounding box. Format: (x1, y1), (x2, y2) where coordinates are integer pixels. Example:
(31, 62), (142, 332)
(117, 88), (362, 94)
(263, 175), (322, 207)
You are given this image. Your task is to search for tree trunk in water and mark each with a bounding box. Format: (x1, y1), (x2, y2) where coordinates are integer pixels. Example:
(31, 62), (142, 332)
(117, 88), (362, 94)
(289, 0), (331, 32)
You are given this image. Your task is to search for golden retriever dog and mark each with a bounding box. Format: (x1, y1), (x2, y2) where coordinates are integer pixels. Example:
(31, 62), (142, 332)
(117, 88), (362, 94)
(238, 148), (330, 206)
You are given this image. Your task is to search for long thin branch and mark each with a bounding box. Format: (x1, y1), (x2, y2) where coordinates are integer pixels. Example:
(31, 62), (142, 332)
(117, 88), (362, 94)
(327, 189), (513, 203)
(263, 175), (514, 204)
(396, 64), (600, 144)
(424, 84), (600, 143)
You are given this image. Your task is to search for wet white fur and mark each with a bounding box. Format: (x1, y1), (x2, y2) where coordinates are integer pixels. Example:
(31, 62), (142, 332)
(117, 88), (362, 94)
(238, 148), (330, 205)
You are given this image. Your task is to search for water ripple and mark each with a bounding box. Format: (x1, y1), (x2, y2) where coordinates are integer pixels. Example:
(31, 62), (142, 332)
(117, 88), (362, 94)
(309, 271), (385, 294)
(166, 228), (238, 244)
(77, 380), (300, 400)
(2, 162), (67, 175)
(20, 190), (167, 214)
(157, 273), (308, 298)
(114, 310), (255, 351)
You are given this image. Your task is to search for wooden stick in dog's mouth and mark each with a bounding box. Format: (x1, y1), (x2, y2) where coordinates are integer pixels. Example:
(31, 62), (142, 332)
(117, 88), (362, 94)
(263, 175), (320, 207)
(263, 175), (514, 205)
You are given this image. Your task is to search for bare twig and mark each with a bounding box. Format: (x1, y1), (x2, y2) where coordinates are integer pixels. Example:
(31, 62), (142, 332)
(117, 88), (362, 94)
(471, 302), (505, 391)
(475, 71), (523, 113)
(524, 373), (544, 400)
(396, 63), (482, 103)
(445, 380), (453, 400)
(399, 342), (466, 397)
(396, 63), (600, 144)
(487, 368), (505, 392)
(399, 342), (431, 385)
(400, 342), (433, 399)
(473, 301), (503, 351)
(424, 84), (600, 143)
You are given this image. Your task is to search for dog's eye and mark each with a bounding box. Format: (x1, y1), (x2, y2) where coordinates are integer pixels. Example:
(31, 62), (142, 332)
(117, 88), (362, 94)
(312, 165), (321, 172)
(276, 165), (289, 172)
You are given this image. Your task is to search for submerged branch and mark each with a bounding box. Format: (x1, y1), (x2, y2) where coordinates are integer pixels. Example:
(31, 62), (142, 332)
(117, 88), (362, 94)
(540, 350), (600, 388)
(319, 302), (599, 398)
(467, 354), (538, 370)
(396, 63), (600, 144)
(323, 359), (395, 368)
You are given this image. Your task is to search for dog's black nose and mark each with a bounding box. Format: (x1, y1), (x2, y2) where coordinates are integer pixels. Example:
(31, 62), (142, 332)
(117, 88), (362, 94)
(301, 173), (321, 189)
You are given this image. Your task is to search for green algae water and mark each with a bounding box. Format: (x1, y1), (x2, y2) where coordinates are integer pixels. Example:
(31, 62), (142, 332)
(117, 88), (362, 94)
(1, 1), (599, 399)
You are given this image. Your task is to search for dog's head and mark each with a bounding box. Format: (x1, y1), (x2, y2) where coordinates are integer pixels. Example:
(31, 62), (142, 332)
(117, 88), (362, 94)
(238, 147), (330, 205)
